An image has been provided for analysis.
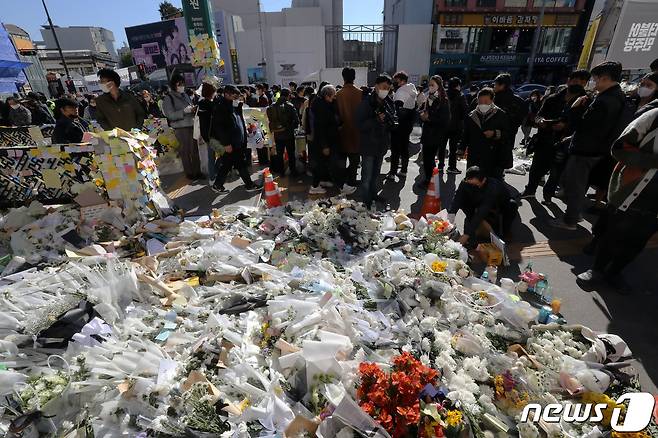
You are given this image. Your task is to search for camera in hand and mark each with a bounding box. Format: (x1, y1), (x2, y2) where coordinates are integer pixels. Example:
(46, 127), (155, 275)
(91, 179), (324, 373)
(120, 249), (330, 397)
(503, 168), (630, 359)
(375, 104), (399, 129)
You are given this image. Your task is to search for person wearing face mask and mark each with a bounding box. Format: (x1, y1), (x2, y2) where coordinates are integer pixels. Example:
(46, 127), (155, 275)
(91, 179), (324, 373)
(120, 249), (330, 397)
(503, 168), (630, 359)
(419, 75), (451, 182)
(462, 88), (509, 179)
(521, 69), (591, 201)
(52, 98), (89, 144)
(162, 73), (201, 180)
(209, 85), (261, 193)
(357, 75), (397, 209)
(520, 90), (542, 146)
(141, 90), (163, 118)
(267, 88), (300, 177)
(388, 71), (418, 179)
(448, 166), (519, 247)
(94, 68), (145, 131)
(83, 95), (98, 121)
(197, 81), (218, 183)
(550, 61), (626, 231)
(6, 97), (32, 126)
(633, 73), (658, 114)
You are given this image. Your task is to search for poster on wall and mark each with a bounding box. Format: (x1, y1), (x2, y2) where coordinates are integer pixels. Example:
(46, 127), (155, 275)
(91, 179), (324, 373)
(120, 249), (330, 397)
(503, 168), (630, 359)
(607, 0), (658, 70)
(125, 18), (191, 75)
(271, 27), (325, 86)
(248, 67), (266, 84)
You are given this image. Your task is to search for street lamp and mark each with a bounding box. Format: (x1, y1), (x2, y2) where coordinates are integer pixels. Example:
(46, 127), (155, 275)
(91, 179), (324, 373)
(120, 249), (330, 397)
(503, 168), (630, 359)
(527, 0), (547, 83)
(41, 0), (71, 80)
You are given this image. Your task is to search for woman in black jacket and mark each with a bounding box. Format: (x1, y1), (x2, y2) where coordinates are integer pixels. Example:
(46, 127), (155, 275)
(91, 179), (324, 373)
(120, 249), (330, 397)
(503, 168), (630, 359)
(419, 75), (451, 183)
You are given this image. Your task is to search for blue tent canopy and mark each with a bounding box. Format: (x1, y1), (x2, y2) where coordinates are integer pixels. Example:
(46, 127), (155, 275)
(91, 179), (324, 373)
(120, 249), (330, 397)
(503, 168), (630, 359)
(0, 59), (31, 78)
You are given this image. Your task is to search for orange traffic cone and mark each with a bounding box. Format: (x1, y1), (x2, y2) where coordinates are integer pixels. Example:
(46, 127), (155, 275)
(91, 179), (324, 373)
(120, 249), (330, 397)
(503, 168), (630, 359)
(420, 167), (441, 217)
(263, 168), (283, 208)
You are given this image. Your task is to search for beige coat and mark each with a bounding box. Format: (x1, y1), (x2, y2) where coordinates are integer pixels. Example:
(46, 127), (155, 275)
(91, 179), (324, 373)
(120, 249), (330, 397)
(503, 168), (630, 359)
(336, 84), (362, 154)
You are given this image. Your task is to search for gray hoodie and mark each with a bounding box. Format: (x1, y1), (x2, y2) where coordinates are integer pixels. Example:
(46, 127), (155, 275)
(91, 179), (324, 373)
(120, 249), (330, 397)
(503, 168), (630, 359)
(162, 91), (194, 129)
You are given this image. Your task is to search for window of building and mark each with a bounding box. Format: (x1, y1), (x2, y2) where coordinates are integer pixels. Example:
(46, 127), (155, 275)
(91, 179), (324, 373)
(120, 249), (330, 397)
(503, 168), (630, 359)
(476, 0), (497, 6)
(504, 0), (528, 6)
(445, 0), (468, 6)
(540, 27), (572, 53)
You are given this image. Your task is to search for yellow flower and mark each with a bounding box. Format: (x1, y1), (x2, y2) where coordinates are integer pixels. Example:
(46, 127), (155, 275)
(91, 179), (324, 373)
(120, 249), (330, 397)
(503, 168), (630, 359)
(612, 432), (652, 438)
(446, 410), (462, 427)
(431, 260), (448, 272)
(581, 392), (626, 426)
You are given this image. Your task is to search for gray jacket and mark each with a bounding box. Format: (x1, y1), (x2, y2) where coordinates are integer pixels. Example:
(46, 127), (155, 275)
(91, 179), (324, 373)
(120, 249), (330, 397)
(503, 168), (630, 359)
(162, 91), (194, 129)
(9, 105), (32, 126)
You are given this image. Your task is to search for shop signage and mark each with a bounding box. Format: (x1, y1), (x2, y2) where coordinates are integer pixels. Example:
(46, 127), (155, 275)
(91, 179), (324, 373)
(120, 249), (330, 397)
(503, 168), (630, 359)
(230, 48), (241, 84)
(430, 52), (571, 70)
(431, 53), (470, 66)
(484, 15), (538, 26)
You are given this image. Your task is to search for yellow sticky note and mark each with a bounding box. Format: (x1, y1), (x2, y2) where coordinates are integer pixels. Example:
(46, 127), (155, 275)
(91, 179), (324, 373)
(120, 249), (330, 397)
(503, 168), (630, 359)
(64, 163), (75, 172)
(42, 169), (61, 188)
(105, 179), (119, 189)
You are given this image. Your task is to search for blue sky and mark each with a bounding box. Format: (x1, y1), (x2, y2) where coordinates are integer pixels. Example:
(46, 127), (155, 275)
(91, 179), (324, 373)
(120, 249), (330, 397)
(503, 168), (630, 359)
(0, 0), (383, 47)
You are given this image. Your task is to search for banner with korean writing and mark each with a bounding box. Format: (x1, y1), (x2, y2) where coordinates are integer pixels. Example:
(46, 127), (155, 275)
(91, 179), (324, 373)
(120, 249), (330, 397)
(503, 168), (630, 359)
(181, 0), (222, 69)
(607, 0), (658, 70)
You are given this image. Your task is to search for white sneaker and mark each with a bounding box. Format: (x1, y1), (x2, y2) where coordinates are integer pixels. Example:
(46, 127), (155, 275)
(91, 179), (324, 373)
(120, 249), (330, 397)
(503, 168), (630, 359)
(309, 186), (327, 195)
(340, 184), (357, 196)
(320, 181), (334, 188)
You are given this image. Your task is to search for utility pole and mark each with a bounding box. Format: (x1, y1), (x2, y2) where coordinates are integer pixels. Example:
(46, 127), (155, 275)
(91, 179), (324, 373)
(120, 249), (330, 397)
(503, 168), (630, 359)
(256, 0), (267, 81)
(41, 0), (71, 80)
(527, 0), (547, 84)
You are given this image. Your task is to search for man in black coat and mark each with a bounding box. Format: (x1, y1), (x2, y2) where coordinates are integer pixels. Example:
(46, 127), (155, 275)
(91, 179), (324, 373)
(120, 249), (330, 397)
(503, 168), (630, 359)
(210, 85), (261, 193)
(52, 98), (88, 144)
(551, 61), (627, 230)
(267, 88), (299, 176)
(357, 75), (397, 208)
(463, 88), (510, 179)
(520, 69), (590, 199)
(448, 166), (519, 246)
(445, 77), (468, 174)
(493, 73), (526, 173)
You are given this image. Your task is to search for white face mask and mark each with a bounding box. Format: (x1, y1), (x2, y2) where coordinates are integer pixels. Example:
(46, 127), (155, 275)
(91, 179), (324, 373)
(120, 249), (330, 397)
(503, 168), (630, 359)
(428, 85), (438, 94)
(177, 85), (185, 94)
(10, 104), (19, 110)
(232, 99), (240, 107)
(99, 82), (111, 93)
(377, 89), (389, 100)
(477, 104), (492, 114)
(638, 86), (655, 98)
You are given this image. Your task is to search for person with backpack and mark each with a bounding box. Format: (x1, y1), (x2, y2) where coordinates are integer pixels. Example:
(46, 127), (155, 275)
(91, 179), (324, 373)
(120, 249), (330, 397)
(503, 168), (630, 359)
(267, 88), (300, 177)
(493, 73), (526, 179)
(162, 73), (201, 180)
(577, 108), (658, 293)
(550, 61), (626, 231)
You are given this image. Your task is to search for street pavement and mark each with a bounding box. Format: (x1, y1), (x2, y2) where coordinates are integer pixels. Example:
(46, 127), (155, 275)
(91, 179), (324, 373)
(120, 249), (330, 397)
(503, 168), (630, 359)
(162, 128), (658, 393)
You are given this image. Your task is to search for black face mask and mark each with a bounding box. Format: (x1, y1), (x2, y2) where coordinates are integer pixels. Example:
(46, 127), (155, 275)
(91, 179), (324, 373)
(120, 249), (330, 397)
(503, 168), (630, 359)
(567, 84), (585, 95)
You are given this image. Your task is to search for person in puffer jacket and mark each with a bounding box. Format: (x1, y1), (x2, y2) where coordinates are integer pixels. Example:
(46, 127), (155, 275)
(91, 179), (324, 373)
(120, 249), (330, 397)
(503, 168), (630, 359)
(162, 73), (201, 179)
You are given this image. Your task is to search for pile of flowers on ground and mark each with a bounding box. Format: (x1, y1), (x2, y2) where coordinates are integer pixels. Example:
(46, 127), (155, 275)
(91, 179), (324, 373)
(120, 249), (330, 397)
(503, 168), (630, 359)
(0, 199), (653, 437)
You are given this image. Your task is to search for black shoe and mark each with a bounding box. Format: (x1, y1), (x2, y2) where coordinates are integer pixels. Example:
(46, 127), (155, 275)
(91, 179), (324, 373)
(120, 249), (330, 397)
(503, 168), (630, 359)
(211, 184), (229, 194)
(245, 183), (262, 192)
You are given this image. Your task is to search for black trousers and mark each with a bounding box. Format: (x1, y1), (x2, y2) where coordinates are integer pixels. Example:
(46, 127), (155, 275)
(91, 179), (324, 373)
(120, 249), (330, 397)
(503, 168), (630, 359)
(592, 207), (658, 276)
(422, 135), (448, 179)
(390, 120), (414, 174)
(525, 143), (555, 194)
(443, 131), (461, 169)
(543, 139), (569, 199)
(274, 137), (297, 175)
(214, 148), (253, 187)
(343, 152), (360, 186)
(256, 147), (269, 165)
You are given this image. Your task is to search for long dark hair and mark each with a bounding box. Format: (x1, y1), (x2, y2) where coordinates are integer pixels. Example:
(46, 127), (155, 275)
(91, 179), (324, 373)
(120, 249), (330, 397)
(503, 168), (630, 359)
(429, 75), (447, 102)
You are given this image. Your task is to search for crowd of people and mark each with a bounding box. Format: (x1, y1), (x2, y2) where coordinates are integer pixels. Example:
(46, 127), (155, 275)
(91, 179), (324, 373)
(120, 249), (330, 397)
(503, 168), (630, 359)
(2, 59), (657, 292)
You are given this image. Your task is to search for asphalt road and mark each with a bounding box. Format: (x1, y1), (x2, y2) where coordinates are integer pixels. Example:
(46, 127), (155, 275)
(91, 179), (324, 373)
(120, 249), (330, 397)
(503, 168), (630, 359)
(162, 128), (658, 393)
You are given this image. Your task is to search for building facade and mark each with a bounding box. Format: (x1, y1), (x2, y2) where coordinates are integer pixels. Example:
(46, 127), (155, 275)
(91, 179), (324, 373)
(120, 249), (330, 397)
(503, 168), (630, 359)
(3, 24), (49, 96)
(0, 24), (29, 96)
(39, 26), (118, 61)
(430, 0), (595, 84)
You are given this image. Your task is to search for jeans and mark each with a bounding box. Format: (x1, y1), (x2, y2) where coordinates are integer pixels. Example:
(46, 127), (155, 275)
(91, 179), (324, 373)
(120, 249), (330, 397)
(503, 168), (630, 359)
(274, 137), (296, 175)
(214, 148), (253, 188)
(562, 155), (601, 225)
(593, 208), (658, 276)
(360, 154), (384, 207)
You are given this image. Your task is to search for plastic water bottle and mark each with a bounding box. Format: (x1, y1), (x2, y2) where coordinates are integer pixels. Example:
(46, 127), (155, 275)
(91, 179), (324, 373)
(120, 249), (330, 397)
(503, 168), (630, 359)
(535, 275), (549, 301)
(486, 265), (498, 284)
(481, 270), (490, 283)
